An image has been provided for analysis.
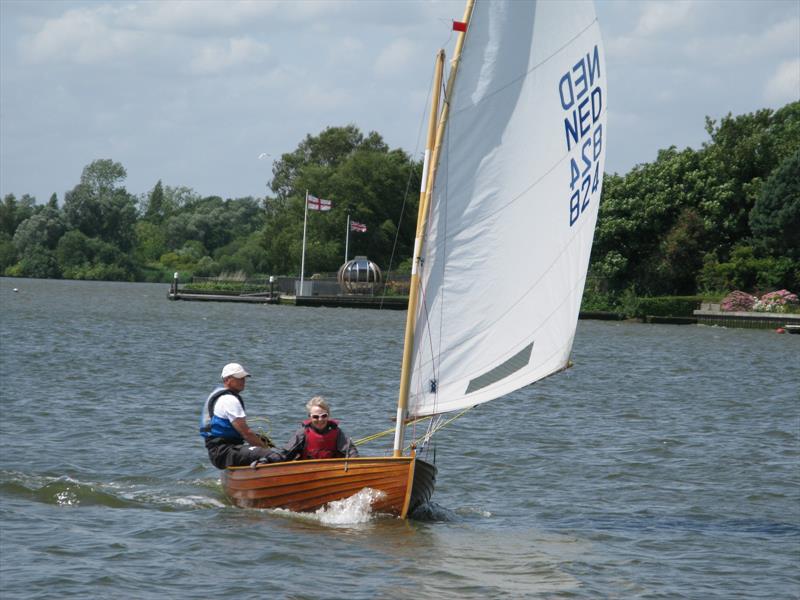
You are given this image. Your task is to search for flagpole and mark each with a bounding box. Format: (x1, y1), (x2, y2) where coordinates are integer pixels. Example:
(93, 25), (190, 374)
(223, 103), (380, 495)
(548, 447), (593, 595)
(300, 189), (308, 296)
(345, 213), (350, 263)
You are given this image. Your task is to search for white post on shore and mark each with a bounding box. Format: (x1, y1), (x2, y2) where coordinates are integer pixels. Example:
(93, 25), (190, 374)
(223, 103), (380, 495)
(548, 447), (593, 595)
(300, 189), (309, 296)
(344, 213), (350, 264)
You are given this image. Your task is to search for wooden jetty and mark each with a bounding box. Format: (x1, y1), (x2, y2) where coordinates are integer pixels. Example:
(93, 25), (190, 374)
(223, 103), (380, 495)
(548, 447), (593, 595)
(168, 290), (279, 304)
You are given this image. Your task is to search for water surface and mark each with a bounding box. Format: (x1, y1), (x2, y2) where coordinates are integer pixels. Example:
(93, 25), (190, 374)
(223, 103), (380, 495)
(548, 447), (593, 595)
(1, 278), (798, 599)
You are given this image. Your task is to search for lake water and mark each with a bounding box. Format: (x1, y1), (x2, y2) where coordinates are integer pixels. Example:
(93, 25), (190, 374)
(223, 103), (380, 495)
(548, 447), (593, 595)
(1, 277), (798, 599)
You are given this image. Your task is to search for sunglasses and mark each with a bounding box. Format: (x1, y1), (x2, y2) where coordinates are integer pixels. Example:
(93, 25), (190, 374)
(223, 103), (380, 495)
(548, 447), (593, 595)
(310, 413), (329, 420)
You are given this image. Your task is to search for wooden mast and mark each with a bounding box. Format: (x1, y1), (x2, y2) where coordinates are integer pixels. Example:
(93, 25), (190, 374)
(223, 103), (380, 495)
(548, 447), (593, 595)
(393, 0), (476, 457)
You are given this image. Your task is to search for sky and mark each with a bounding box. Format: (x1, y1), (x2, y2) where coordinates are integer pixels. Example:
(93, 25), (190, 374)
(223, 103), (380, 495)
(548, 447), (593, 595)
(1, 0), (798, 205)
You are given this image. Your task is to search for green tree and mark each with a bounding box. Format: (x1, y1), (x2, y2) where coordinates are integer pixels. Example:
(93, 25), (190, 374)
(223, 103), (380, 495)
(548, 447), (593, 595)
(80, 158), (127, 195)
(164, 196), (263, 255)
(56, 230), (93, 269)
(158, 240), (209, 275)
(655, 208), (707, 295)
(0, 232), (16, 273)
(12, 206), (66, 255)
(592, 146), (707, 294)
(63, 159), (138, 252)
(697, 245), (797, 293)
(162, 185), (199, 214)
(264, 125), (420, 274)
(0, 193), (36, 236)
(592, 101), (799, 297)
(271, 125), (389, 200)
(749, 149), (800, 261)
(261, 198), (304, 275)
(10, 249), (61, 279)
(56, 230), (136, 281)
(143, 180), (166, 223)
(134, 221), (168, 264)
(699, 102), (800, 253)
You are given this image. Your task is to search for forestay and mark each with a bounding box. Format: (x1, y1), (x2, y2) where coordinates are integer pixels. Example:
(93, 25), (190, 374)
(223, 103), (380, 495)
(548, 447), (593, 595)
(409, 0), (607, 417)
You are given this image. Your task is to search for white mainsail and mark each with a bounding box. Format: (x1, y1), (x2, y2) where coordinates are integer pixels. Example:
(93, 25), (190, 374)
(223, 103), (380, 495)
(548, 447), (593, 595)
(409, 0), (607, 418)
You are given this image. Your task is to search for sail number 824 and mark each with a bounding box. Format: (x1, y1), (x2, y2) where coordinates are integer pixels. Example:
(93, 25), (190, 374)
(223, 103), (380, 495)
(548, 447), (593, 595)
(569, 124), (602, 226)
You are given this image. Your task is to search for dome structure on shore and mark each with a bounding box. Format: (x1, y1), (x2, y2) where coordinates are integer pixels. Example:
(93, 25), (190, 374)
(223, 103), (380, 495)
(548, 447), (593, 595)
(338, 256), (382, 295)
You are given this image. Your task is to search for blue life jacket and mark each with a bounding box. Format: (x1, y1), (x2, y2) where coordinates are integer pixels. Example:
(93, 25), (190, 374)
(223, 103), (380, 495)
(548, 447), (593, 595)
(200, 387), (246, 442)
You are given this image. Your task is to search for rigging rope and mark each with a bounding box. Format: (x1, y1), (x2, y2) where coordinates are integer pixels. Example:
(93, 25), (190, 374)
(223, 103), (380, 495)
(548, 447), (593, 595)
(352, 405), (475, 452)
(248, 416), (275, 448)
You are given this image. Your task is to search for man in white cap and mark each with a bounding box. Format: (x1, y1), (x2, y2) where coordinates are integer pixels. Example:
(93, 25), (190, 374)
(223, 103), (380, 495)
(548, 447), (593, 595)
(200, 362), (283, 468)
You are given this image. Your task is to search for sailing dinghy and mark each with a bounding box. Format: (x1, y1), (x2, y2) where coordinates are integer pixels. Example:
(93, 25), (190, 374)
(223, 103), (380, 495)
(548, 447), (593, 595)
(222, 0), (606, 518)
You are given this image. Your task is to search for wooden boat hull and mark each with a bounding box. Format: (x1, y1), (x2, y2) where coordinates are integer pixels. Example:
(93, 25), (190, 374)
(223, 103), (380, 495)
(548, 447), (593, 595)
(221, 456), (436, 518)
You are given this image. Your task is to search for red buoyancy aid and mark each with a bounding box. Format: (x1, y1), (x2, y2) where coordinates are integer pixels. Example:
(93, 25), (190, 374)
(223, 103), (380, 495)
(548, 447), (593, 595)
(301, 419), (341, 460)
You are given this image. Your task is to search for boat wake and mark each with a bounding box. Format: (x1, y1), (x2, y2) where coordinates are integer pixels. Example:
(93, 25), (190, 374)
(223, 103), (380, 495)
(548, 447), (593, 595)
(0, 470), (226, 510)
(315, 487), (387, 525)
(272, 488), (387, 526)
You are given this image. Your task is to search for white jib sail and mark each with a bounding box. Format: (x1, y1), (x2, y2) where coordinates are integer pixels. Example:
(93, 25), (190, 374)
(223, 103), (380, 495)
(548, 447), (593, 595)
(409, 0), (607, 418)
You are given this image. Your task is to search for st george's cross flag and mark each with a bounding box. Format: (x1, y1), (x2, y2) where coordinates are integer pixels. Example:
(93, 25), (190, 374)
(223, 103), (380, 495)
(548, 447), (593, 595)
(307, 195), (332, 211)
(350, 221), (367, 233)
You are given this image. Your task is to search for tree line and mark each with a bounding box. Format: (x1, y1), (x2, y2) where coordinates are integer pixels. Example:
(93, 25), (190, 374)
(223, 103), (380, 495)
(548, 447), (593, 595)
(1, 103), (798, 300)
(588, 101), (798, 302)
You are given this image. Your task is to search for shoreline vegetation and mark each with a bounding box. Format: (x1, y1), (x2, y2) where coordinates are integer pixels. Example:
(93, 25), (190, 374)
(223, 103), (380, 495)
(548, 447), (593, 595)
(1, 102), (798, 312)
(176, 276), (799, 320)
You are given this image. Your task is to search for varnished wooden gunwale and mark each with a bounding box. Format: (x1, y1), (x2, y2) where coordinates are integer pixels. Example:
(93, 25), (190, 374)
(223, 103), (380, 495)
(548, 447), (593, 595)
(230, 472), (409, 499)
(226, 462), (409, 488)
(221, 456), (436, 517)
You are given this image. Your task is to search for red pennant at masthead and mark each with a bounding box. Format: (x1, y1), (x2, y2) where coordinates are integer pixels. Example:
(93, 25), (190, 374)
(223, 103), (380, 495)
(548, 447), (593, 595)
(452, 20), (467, 32)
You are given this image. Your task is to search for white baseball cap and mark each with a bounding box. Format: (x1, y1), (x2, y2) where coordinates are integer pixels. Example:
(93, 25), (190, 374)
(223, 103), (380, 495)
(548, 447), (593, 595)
(221, 363), (251, 379)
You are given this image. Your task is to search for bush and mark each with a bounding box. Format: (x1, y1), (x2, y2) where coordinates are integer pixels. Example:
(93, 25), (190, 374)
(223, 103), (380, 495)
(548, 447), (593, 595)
(698, 246), (797, 293)
(138, 264), (174, 283)
(11, 248), (62, 279)
(64, 262), (134, 281)
(752, 289), (799, 313)
(635, 296), (703, 317)
(193, 256), (220, 277)
(0, 233), (16, 272)
(720, 290), (756, 312)
(580, 288), (619, 312)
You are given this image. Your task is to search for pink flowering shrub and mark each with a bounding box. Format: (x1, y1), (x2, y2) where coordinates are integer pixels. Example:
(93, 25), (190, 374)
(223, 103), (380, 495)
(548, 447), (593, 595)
(753, 289), (799, 313)
(720, 290), (756, 312)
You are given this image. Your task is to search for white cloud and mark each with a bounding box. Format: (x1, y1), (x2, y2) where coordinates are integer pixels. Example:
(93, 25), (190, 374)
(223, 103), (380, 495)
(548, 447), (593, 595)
(634, 1), (693, 36)
(129, 0), (363, 35)
(23, 6), (145, 64)
(4, 0), (798, 204)
(374, 38), (417, 76)
(764, 59), (800, 104)
(764, 18), (800, 50)
(682, 17), (800, 66)
(190, 37), (271, 74)
(133, 0), (280, 32)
